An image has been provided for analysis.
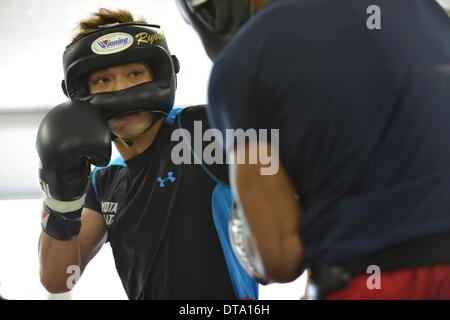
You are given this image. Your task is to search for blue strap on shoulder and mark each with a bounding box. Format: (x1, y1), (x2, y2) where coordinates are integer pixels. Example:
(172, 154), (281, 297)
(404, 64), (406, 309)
(171, 107), (258, 299)
(165, 107), (184, 125)
(211, 184), (259, 299)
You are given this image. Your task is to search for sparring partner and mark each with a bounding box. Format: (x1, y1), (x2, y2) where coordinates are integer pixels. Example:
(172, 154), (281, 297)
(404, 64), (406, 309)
(37, 8), (257, 299)
(178, 0), (450, 299)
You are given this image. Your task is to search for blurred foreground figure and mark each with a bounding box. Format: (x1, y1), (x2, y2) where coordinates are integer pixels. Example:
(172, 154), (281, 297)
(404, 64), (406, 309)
(178, 0), (450, 299)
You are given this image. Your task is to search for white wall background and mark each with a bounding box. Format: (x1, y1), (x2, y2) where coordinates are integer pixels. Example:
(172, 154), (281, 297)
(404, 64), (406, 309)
(0, 0), (309, 300)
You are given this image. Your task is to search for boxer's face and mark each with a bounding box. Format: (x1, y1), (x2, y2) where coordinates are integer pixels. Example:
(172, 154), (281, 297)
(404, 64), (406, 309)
(88, 62), (157, 140)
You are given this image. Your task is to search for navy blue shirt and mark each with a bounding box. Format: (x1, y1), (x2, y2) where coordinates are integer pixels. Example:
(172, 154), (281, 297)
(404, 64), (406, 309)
(208, 0), (450, 266)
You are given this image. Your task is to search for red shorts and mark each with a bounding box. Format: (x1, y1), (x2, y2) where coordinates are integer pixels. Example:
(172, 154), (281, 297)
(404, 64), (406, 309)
(326, 264), (450, 300)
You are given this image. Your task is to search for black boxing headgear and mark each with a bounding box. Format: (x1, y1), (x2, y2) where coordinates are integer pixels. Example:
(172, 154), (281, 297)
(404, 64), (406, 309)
(175, 0), (250, 60)
(62, 23), (180, 120)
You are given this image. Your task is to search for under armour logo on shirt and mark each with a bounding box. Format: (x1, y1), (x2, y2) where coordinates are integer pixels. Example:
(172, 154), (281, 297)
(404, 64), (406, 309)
(157, 171), (176, 188)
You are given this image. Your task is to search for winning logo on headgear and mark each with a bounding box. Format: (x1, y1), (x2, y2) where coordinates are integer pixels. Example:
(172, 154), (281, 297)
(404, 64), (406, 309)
(91, 32), (134, 55)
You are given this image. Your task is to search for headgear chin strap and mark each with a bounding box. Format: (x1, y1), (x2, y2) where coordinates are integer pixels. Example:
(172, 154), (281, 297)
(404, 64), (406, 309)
(62, 23), (180, 119)
(176, 0), (251, 60)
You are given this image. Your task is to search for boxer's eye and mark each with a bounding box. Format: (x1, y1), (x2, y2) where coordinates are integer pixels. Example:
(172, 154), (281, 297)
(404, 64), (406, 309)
(92, 77), (111, 85)
(129, 70), (144, 78)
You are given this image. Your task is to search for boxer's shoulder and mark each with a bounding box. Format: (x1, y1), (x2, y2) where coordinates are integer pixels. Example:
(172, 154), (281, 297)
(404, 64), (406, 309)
(92, 156), (127, 182)
(180, 105), (208, 118)
(173, 105), (209, 129)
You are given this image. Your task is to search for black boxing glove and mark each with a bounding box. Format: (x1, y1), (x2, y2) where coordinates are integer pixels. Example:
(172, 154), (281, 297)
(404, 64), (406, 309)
(36, 101), (111, 240)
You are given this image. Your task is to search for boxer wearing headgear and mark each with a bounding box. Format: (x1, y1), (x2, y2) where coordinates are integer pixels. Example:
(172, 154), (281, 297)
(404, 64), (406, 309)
(176, 0), (252, 60)
(62, 21), (180, 147)
(63, 22), (179, 118)
(37, 8), (257, 299)
(179, 0), (450, 299)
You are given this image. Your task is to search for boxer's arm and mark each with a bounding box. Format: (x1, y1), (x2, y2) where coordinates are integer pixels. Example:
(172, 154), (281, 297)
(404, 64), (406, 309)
(209, 58), (304, 281)
(39, 208), (106, 293)
(229, 142), (305, 283)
